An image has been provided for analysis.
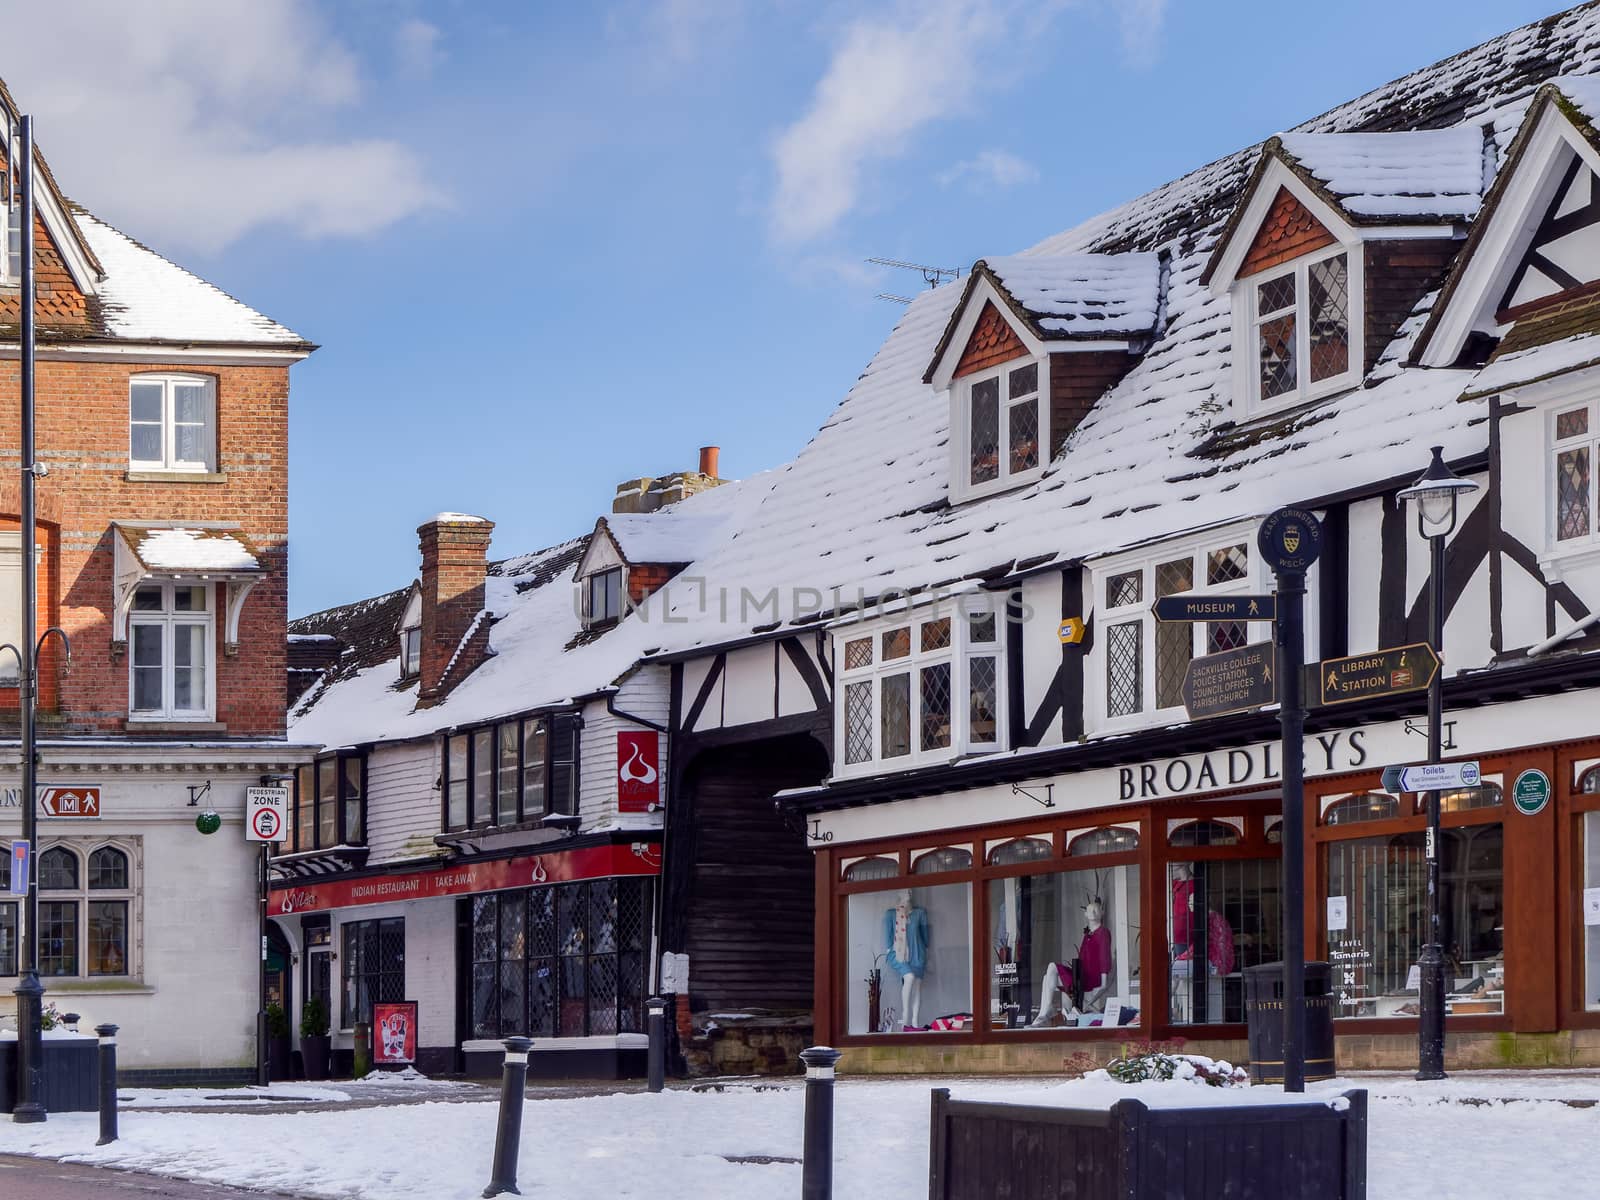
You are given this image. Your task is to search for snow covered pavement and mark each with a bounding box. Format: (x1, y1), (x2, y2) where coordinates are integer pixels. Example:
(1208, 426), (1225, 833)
(0, 1073), (1594, 1199)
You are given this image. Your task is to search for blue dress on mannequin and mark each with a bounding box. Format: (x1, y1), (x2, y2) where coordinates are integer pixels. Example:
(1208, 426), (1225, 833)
(883, 905), (929, 979)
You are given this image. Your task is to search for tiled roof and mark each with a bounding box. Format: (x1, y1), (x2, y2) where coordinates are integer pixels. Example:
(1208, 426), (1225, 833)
(1276, 129), (1487, 221)
(981, 252), (1162, 337)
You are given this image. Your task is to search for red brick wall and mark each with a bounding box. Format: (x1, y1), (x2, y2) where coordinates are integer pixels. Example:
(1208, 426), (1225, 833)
(0, 146), (92, 330)
(417, 517), (493, 706)
(0, 357), (291, 735)
(627, 564), (675, 606)
(1239, 188), (1337, 279)
(954, 301), (1028, 378)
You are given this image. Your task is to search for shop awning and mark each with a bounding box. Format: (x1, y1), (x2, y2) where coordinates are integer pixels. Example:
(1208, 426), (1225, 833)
(112, 522), (263, 651)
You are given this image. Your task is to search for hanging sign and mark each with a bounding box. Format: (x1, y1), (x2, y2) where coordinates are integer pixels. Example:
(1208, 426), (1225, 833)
(246, 786), (289, 843)
(372, 1001), (418, 1065)
(7, 840), (26, 896)
(39, 787), (101, 818)
(617, 730), (661, 813)
(1511, 769), (1551, 816)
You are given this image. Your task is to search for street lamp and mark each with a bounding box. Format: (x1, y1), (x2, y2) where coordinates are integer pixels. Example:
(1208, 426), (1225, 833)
(1397, 445), (1478, 1082)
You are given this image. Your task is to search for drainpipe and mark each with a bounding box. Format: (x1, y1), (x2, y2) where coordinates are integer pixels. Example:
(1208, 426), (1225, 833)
(1528, 609), (1600, 657)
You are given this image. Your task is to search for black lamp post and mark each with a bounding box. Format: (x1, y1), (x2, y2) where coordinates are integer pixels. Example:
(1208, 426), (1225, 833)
(1396, 445), (1478, 1082)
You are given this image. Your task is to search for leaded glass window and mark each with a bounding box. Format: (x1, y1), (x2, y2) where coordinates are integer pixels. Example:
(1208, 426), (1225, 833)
(844, 637), (873, 670)
(1323, 793), (1403, 825)
(1248, 248), (1357, 409)
(39, 847), (78, 891)
(89, 847), (128, 890)
(844, 680), (873, 765)
(968, 655), (998, 744)
(1070, 827), (1140, 855)
(989, 837), (1052, 865)
(970, 376), (1000, 485)
(881, 673), (911, 758)
(1107, 570), (1141, 608)
(913, 846), (972, 873)
(1554, 404), (1596, 546)
(1207, 544), (1248, 585)
(920, 662), (952, 751)
(1155, 557), (1194, 710)
(1106, 620), (1142, 718)
(342, 916), (405, 1029)
(963, 354), (1044, 493)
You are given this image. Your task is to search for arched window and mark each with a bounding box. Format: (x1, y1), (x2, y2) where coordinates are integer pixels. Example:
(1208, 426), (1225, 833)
(38, 847), (78, 890)
(1265, 819), (1283, 845)
(912, 847), (972, 874)
(1168, 820), (1240, 847)
(988, 837), (1052, 865)
(1069, 827), (1139, 856)
(1324, 793), (1402, 826)
(1579, 765), (1600, 794)
(1439, 783), (1503, 814)
(843, 856), (898, 882)
(89, 847), (129, 890)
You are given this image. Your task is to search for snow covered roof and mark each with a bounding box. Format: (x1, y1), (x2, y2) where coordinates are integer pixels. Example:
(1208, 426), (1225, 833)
(980, 251), (1162, 337)
(74, 212), (308, 348)
(598, 513), (729, 566)
(1274, 129), (1488, 220)
(116, 525), (260, 574)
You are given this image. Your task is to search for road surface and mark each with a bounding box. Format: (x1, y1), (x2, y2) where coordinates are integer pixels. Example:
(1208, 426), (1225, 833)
(0, 1155), (280, 1199)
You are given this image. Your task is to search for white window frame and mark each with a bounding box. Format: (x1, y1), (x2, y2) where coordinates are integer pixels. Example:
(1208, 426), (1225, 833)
(950, 355), (1046, 502)
(399, 626), (421, 679)
(1232, 243), (1363, 419)
(1088, 522), (1303, 737)
(127, 581), (216, 721)
(832, 596), (1006, 779)
(584, 565), (625, 627)
(128, 373), (217, 473)
(1548, 395), (1599, 560)
(12, 839), (142, 983)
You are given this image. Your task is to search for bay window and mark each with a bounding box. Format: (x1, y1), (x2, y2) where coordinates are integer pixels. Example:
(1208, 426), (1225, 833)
(835, 600), (1003, 775)
(1240, 246), (1359, 413)
(128, 582), (213, 720)
(444, 711), (580, 831)
(1093, 531), (1276, 730)
(957, 358), (1043, 498)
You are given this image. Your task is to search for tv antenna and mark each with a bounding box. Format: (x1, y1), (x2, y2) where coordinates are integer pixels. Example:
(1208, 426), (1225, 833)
(867, 257), (962, 303)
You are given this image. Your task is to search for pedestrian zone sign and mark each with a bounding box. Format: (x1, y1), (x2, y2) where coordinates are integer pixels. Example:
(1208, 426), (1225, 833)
(246, 786), (289, 843)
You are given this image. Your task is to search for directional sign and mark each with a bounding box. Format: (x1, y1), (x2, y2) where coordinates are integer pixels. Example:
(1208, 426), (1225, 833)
(246, 786), (289, 843)
(1181, 641), (1276, 720)
(1317, 643), (1440, 707)
(7, 840), (26, 896)
(1154, 594), (1277, 623)
(1057, 617), (1087, 645)
(1258, 507), (1324, 574)
(1380, 760), (1481, 793)
(40, 787), (101, 818)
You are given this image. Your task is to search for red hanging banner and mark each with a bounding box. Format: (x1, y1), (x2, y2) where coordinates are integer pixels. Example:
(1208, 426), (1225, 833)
(616, 730), (661, 813)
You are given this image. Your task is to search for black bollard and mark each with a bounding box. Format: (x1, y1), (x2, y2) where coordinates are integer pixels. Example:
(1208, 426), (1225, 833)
(95, 1024), (119, 1146)
(799, 1046), (842, 1200)
(646, 997), (666, 1093)
(483, 1036), (533, 1198)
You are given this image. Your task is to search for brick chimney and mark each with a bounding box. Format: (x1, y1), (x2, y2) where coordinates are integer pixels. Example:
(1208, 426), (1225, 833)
(612, 445), (726, 514)
(416, 513), (495, 706)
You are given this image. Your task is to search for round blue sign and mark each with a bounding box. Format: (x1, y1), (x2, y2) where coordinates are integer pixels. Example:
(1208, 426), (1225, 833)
(1258, 507), (1324, 574)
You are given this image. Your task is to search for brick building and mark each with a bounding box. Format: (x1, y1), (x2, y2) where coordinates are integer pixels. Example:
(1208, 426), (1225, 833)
(0, 83), (313, 1084)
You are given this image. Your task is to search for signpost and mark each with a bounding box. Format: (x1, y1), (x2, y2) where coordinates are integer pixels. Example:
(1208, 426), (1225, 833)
(7, 842), (26, 897)
(1180, 641), (1276, 720)
(1317, 644), (1440, 707)
(1380, 761), (1481, 793)
(1257, 506), (1323, 1095)
(245, 784), (288, 1085)
(38, 788), (100, 818)
(1154, 594), (1277, 623)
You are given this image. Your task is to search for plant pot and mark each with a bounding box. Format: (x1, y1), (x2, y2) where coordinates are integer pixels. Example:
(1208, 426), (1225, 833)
(301, 1034), (332, 1081)
(267, 1035), (293, 1082)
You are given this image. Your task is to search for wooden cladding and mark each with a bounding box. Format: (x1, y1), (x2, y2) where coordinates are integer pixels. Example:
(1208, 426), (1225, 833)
(954, 302), (1028, 379)
(1049, 351), (1134, 458)
(1239, 188), (1337, 279)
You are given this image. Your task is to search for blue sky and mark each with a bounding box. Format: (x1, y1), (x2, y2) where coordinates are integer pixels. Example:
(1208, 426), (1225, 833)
(0, 1), (1571, 614)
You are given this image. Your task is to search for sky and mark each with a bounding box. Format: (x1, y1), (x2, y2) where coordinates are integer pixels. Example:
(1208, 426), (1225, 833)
(0, 0), (1574, 615)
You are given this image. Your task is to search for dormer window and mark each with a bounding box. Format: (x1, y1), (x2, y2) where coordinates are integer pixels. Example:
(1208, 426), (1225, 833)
(1247, 248), (1354, 408)
(964, 359), (1041, 490)
(400, 626), (421, 678)
(587, 566), (623, 626)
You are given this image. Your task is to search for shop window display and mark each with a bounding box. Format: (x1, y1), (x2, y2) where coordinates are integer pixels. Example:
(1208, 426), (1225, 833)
(847, 883), (971, 1034)
(1167, 858), (1280, 1025)
(1325, 825), (1504, 1018)
(989, 865), (1141, 1031)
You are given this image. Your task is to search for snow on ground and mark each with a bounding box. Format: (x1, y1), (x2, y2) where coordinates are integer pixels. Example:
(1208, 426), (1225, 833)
(117, 1084), (352, 1109)
(1, 1073), (1597, 1199)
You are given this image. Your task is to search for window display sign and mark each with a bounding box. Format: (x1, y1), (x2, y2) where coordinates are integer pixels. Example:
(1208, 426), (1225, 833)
(372, 1001), (418, 1065)
(1583, 887), (1600, 927)
(1326, 896), (1347, 932)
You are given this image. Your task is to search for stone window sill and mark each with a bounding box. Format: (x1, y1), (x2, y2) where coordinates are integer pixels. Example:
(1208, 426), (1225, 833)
(124, 720), (226, 734)
(125, 470), (228, 484)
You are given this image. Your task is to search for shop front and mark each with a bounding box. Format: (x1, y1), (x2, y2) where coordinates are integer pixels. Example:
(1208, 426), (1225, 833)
(269, 837), (660, 1079)
(801, 689), (1600, 1073)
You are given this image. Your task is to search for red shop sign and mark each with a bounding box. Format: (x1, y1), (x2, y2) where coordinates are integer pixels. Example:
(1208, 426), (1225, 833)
(269, 842), (659, 917)
(617, 730), (660, 813)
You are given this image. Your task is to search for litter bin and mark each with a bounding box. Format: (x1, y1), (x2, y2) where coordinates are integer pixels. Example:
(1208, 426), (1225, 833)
(1243, 961), (1336, 1084)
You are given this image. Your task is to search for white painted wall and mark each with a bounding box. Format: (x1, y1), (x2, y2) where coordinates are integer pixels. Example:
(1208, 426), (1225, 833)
(323, 897), (457, 1052)
(1021, 573), (1065, 748)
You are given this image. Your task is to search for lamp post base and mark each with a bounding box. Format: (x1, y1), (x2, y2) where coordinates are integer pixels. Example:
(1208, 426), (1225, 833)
(1416, 944), (1447, 1081)
(12, 970), (48, 1124)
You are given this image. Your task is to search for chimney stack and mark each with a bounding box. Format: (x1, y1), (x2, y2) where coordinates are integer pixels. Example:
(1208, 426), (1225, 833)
(416, 512), (494, 706)
(613, 446), (727, 514)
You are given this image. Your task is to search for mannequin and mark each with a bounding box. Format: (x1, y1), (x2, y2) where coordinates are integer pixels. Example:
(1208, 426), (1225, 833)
(1170, 864), (1236, 1021)
(883, 888), (929, 1029)
(1031, 899), (1113, 1026)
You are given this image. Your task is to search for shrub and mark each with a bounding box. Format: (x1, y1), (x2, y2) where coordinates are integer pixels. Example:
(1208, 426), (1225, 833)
(300, 996), (330, 1039)
(1101, 1051), (1248, 1088)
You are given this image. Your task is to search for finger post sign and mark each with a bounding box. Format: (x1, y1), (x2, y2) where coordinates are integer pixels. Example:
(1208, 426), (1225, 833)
(246, 786), (289, 843)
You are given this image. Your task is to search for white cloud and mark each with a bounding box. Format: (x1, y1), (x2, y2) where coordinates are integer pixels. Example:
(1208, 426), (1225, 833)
(395, 18), (444, 79)
(938, 148), (1039, 190)
(769, 0), (1167, 243)
(0, 0), (441, 255)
